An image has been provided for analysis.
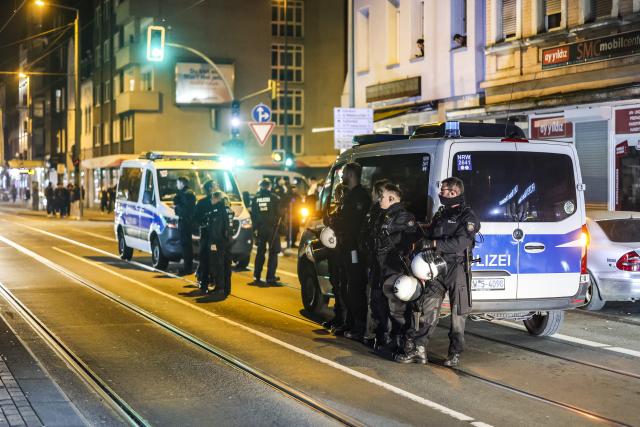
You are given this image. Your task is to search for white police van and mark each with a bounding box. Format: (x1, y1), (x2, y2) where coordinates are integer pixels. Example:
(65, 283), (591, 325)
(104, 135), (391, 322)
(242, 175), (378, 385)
(114, 152), (253, 270)
(298, 122), (589, 336)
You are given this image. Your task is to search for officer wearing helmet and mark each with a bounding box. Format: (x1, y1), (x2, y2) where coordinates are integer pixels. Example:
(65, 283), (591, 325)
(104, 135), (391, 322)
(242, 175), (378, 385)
(395, 177), (479, 366)
(251, 179), (282, 286)
(374, 183), (420, 351)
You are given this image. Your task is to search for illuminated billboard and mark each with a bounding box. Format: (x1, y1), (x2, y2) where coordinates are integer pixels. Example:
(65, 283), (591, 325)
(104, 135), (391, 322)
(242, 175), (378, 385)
(175, 62), (235, 105)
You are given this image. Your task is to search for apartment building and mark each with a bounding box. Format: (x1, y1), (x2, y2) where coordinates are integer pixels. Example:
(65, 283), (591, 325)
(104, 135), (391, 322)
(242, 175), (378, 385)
(347, 0), (485, 133)
(455, 0), (640, 210)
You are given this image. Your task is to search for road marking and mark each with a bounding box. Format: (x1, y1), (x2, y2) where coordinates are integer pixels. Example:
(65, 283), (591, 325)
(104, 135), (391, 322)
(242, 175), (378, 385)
(494, 320), (640, 359)
(0, 233), (491, 426)
(83, 231), (116, 242)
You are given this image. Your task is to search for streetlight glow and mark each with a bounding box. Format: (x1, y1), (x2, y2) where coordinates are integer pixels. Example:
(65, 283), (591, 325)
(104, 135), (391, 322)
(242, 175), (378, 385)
(18, 72), (27, 78)
(34, 0), (45, 6)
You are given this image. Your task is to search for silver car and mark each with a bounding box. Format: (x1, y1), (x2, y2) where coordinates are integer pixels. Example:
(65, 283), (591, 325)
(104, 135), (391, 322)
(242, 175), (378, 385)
(584, 211), (640, 310)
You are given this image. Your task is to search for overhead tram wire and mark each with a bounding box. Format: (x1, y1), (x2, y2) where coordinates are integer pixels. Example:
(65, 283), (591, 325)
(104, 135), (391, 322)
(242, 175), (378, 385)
(0, 23), (73, 50)
(23, 26), (72, 71)
(0, 0), (27, 35)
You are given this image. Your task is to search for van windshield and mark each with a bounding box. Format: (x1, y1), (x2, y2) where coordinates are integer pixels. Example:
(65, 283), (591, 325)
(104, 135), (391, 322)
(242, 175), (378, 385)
(453, 151), (577, 222)
(157, 169), (241, 203)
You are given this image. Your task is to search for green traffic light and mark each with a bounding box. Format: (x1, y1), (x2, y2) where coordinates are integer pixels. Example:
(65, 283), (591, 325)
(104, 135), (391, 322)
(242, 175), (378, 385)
(147, 26), (165, 62)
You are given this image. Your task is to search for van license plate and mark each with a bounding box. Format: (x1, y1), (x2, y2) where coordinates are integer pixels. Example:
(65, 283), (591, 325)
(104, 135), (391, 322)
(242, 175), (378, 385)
(472, 278), (505, 291)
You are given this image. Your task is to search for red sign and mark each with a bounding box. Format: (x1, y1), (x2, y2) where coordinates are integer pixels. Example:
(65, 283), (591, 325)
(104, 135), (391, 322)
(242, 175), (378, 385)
(530, 116), (573, 139)
(248, 122), (275, 146)
(542, 46), (570, 67)
(615, 107), (640, 134)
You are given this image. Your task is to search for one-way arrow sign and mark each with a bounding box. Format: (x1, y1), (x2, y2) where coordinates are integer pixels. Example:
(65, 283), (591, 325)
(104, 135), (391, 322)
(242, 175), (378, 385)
(248, 122), (275, 146)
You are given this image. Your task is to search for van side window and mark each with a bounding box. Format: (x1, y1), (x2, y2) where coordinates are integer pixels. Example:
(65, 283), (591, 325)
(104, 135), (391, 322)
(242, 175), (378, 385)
(357, 154), (431, 222)
(327, 164), (345, 213)
(126, 168), (143, 202)
(143, 169), (155, 205)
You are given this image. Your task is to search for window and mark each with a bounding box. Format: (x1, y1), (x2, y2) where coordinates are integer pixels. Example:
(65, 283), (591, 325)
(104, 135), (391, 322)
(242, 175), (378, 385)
(271, 89), (303, 127)
(452, 151), (576, 222)
(96, 5), (101, 28)
(586, 0), (612, 21)
(55, 89), (62, 113)
(452, 0), (467, 47)
(411, 0), (425, 57)
(122, 115), (133, 140)
(123, 21), (135, 46)
(93, 124), (101, 146)
(271, 0), (303, 37)
(95, 83), (101, 106)
(386, 0), (400, 64)
(157, 169), (241, 202)
(103, 39), (110, 63)
(117, 167), (142, 202)
(143, 169), (155, 205)
(597, 219), (640, 243)
(125, 68), (135, 92)
(544, 0), (562, 30)
(293, 134), (303, 155)
(502, 0), (517, 39)
(141, 67), (153, 91)
(103, 121), (110, 144)
(114, 30), (122, 51)
(271, 44), (303, 82)
(113, 119), (121, 142)
(270, 134), (303, 154)
(104, 79), (111, 102)
(356, 8), (370, 71)
(95, 45), (101, 67)
(114, 74), (121, 95)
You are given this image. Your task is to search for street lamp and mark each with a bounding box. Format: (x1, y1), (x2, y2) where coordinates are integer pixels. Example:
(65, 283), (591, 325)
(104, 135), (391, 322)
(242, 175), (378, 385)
(34, 1), (82, 217)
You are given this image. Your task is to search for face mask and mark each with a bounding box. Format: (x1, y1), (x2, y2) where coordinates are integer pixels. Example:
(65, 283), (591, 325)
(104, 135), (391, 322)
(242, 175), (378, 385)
(439, 194), (464, 207)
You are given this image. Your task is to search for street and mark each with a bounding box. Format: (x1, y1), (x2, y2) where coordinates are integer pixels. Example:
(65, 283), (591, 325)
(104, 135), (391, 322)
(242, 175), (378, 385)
(0, 207), (638, 427)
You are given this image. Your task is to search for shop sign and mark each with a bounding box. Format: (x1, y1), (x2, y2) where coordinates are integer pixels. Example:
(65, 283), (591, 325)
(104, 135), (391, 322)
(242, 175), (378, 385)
(542, 30), (640, 69)
(530, 116), (573, 139)
(615, 107), (640, 134)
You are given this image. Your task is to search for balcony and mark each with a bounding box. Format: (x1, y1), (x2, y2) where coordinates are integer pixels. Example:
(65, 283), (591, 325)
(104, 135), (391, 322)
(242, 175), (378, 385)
(116, 0), (159, 26)
(115, 43), (145, 70)
(115, 91), (160, 114)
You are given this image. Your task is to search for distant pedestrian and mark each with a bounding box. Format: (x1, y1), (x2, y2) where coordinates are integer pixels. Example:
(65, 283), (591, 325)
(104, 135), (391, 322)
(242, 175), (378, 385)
(108, 186), (116, 213)
(44, 182), (54, 216)
(100, 187), (108, 212)
(66, 184), (73, 216)
(10, 186), (17, 203)
(54, 182), (64, 217)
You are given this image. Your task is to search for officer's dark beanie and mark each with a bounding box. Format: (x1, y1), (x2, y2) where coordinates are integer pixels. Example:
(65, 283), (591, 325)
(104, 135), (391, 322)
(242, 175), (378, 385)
(259, 179), (271, 189)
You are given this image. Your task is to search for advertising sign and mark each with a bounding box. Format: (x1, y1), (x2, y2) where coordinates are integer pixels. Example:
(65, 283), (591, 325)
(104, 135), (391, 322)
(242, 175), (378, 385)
(175, 62), (235, 105)
(530, 116), (573, 139)
(615, 107), (640, 134)
(542, 30), (640, 69)
(334, 108), (374, 150)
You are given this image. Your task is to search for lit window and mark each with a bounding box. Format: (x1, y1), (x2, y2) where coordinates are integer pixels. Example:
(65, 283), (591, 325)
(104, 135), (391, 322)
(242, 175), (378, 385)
(104, 80), (111, 102)
(122, 115), (133, 140)
(271, 44), (303, 82)
(113, 119), (121, 143)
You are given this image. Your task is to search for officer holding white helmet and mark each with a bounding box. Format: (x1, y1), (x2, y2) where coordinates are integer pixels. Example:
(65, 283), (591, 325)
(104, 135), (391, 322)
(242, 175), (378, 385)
(395, 177), (480, 367)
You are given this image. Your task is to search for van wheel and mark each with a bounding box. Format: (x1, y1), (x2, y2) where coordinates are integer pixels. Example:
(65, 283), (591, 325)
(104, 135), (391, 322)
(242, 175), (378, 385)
(581, 273), (606, 311)
(118, 229), (133, 261)
(300, 267), (328, 314)
(523, 310), (564, 336)
(151, 236), (169, 270)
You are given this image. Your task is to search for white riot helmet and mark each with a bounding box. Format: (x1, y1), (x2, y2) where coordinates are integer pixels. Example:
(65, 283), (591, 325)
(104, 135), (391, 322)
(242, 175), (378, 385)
(392, 275), (423, 302)
(411, 251), (448, 281)
(319, 226), (337, 249)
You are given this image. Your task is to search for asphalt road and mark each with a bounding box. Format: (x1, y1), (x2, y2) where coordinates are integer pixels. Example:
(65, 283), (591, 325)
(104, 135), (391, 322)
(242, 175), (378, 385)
(0, 209), (638, 427)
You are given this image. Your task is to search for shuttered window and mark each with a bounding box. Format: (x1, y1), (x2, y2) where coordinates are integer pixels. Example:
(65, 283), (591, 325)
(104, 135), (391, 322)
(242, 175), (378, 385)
(575, 121), (608, 206)
(544, 0), (562, 29)
(502, 0), (517, 39)
(591, 0), (612, 19)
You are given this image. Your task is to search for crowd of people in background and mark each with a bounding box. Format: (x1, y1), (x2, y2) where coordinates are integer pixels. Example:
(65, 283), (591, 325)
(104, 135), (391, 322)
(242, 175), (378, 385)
(43, 182), (84, 219)
(100, 185), (117, 213)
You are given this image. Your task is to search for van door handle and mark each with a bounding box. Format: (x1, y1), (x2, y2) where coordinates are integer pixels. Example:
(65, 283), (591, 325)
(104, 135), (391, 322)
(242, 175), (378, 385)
(524, 243), (546, 253)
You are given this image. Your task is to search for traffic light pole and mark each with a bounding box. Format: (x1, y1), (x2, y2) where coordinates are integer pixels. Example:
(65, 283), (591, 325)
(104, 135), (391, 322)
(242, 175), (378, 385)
(74, 9), (82, 217)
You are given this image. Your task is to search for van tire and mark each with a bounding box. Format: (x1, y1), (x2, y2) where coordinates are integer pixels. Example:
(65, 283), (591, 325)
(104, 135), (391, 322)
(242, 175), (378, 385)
(523, 310), (564, 336)
(118, 229), (133, 261)
(300, 266), (328, 314)
(581, 273), (606, 311)
(151, 235), (169, 270)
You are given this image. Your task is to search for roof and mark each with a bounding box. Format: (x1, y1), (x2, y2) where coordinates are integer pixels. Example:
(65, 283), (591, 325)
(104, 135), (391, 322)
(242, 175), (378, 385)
(587, 210), (640, 221)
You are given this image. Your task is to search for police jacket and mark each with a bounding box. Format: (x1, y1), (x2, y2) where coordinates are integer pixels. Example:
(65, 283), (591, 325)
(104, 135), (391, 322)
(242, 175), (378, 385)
(376, 203), (420, 275)
(194, 196), (215, 229)
(333, 184), (371, 250)
(173, 188), (196, 223)
(251, 188), (280, 233)
(204, 201), (231, 246)
(360, 203), (384, 254)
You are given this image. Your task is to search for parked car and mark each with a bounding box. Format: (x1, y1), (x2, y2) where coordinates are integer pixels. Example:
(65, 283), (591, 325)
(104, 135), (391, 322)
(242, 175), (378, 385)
(583, 210), (640, 310)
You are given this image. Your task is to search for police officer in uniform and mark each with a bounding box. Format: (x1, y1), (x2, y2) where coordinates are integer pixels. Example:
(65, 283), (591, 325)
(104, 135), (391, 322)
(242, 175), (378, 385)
(205, 191), (232, 296)
(395, 177), (479, 366)
(251, 179), (281, 285)
(221, 194), (235, 297)
(332, 162), (372, 340)
(194, 180), (217, 294)
(375, 183), (420, 351)
(173, 176), (196, 275)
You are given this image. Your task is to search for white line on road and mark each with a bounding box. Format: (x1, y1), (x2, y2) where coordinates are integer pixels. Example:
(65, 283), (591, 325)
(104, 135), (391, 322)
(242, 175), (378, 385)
(0, 233), (491, 426)
(494, 320), (640, 359)
(82, 231), (116, 242)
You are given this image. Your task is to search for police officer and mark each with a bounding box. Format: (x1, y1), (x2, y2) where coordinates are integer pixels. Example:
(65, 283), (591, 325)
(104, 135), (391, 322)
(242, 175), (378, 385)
(206, 191), (232, 297)
(194, 180), (216, 294)
(173, 176), (196, 275)
(251, 179), (281, 285)
(395, 177), (480, 366)
(221, 194), (235, 297)
(375, 183), (419, 351)
(332, 162), (371, 340)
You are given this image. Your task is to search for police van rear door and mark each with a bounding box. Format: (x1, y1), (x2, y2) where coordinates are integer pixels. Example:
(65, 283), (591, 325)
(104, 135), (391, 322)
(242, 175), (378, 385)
(513, 141), (583, 299)
(449, 142), (519, 301)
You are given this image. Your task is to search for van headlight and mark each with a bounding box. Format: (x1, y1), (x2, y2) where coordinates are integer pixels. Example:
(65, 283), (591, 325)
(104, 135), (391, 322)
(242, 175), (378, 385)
(240, 218), (252, 229)
(164, 216), (178, 228)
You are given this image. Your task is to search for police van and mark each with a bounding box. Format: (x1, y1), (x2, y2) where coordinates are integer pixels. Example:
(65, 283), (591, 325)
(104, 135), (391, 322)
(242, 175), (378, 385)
(114, 152), (253, 270)
(298, 122), (589, 336)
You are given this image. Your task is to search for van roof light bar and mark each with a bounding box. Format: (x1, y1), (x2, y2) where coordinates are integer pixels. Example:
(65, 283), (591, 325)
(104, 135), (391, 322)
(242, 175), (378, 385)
(139, 151), (221, 161)
(411, 122), (526, 139)
(352, 134), (411, 146)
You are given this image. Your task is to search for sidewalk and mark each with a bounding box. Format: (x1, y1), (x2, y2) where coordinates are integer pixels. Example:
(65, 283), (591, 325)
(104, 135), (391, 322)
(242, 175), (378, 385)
(0, 202), (113, 223)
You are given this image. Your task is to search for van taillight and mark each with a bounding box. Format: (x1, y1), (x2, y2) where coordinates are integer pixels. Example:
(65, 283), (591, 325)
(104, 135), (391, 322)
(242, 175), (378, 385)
(581, 224), (589, 275)
(616, 251), (640, 272)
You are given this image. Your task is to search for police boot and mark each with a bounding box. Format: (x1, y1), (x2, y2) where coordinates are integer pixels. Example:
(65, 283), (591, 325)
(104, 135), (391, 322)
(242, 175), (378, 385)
(443, 353), (460, 368)
(394, 345), (427, 364)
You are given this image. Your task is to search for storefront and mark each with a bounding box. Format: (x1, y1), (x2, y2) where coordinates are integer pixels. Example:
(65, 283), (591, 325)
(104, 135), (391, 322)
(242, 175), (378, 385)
(81, 154), (136, 208)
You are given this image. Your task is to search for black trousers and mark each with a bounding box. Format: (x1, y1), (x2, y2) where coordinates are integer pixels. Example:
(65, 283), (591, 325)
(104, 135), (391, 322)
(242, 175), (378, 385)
(223, 249), (232, 295)
(178, 222), (193, 271)
(341, 248), (368, 334)
(328, 250), (347, 325)
(254, 230), (280, 281)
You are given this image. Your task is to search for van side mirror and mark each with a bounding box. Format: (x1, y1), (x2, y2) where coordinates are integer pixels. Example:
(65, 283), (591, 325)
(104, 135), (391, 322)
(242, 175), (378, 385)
(142, 190), (154, 205)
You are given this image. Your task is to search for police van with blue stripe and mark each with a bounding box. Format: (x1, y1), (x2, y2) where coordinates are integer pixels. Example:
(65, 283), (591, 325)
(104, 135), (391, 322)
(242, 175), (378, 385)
(298, 122), (590, 336)
(114, 152), (253, 270)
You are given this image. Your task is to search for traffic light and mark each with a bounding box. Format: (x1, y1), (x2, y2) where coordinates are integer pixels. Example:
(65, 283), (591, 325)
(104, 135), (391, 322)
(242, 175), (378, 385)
(146, 26), (165, 62)
(269, 79), (279, 99)
(271, 149), (285, 164)
(284, 152), (295, 169)
(230, 100), (241, 137)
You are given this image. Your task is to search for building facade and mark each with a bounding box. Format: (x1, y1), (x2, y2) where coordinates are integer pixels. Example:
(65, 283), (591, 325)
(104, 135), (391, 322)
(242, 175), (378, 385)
(455, 0), (640, 211)
(348, 0), (486, 133)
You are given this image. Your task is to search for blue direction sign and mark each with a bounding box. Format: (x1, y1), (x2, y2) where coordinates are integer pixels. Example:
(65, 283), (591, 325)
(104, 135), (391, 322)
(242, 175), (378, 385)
(251, 103), (272, 123)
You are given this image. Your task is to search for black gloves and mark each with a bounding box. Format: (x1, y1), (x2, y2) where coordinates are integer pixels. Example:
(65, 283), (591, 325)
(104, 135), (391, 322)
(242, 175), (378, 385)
(418, 239), (436, 251)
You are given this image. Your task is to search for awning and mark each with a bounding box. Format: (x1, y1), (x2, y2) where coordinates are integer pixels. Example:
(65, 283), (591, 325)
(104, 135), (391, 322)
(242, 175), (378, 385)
(81, 154), (137, 169)
(7, 159), (45, 169)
